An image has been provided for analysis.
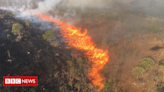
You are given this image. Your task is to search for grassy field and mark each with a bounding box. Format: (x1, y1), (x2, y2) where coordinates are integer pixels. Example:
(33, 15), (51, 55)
(63, 8), (164, 92)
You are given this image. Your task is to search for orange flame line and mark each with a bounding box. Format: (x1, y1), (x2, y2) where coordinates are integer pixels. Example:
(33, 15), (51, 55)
(1, 8), (110, 91)
(30, 12), (109, 91)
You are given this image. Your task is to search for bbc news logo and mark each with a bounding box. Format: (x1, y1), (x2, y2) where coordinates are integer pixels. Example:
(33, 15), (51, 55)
(3, 76), (38, 86)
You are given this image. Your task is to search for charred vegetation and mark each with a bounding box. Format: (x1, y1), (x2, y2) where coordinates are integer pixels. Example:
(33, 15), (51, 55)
(0, 10), (95, 92)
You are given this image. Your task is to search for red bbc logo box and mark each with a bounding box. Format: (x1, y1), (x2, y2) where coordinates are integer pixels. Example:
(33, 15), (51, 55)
(3, 76), (38, 86)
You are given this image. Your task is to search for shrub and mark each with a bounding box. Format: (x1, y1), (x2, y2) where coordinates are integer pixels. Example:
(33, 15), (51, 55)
(101, 79), (112, 92)
(50, 42), (59, 47)
(138, 57), (154, 69)
(42, 30), (56, 42)
(147, 25), (163, 33)
(156, 83), (164, 92)
(158, 65), (164, 74)
(5, 11), (13, 16)
(67, 61), (74, 67)
(7, 34), (10, 39)
(25, 20), (30, 27)
(132, 66), (145, 79)
(76, 57), (83, 64)
(74, 82), (81, 91)
(15, 35), (23, 42)
(138, 60), (149, 69)
(159, 60), (164, 66)
(12, 23), (24, 36)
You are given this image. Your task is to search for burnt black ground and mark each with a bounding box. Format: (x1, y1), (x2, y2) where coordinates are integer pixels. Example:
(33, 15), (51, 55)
(0, 10), (92, 92)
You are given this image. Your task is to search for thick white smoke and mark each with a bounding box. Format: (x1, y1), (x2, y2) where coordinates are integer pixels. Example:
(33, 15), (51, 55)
(0, 0), (111, 12)
(60, 0), (112, 9)
(1, 0), (164, 21)
(33, 0), (61, 14)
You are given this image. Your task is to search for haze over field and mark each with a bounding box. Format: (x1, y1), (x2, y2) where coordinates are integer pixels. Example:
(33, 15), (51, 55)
(0, 0), (164, 16)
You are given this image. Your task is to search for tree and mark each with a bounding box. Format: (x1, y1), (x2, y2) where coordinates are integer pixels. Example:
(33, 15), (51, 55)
(12, 23), (25, 42)
(42, 30), (56, 42)
(138, 60), (149, 69)
(132, 66), (145, 79)
(138, 57), (154, 70)
(142, 57), (154, 69)
(12, 23), (24, 36)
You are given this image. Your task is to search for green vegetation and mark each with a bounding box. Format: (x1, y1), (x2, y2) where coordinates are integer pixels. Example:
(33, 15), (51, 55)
(132, 57), (154, 79)
(65, 57), (94, 92)
(25, 20), (30, 27)
(50, 41), (59, 47)
(147, 25), (163, 33)
(159, 60), (164, 66)
(156, 82), (164, 92)
(158, 65), (164, 73)
(5, 11), (13, 16)
(156, 60), (164, 92)
(12, 23), (24, 36)
(42, 30), (59, 47)
(139, 60), (149, 69)
(132, 66), (145, 79)
(138, 57), (154, 70)
(12, 23), (25, 42)
(158, 60), (164, 75)
(42, 30), (56, 42)
(101, 79), (112, 92)
(76, 57), (83, 64)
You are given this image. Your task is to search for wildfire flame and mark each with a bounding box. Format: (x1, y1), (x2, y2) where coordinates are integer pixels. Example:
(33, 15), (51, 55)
(36, 14), (109, 90)
(1, 8), (109, 91)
